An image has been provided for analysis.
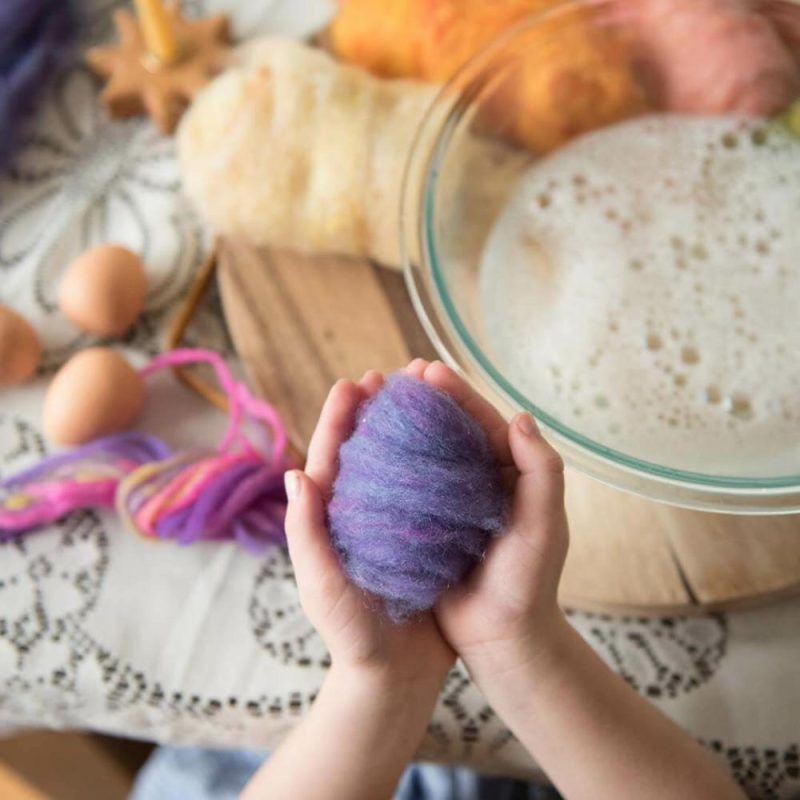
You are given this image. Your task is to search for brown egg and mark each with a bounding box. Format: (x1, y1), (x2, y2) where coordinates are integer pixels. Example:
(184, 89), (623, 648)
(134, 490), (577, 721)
(43, 348), (145, 445)
(0, 304), (42, 387)
(59, 244), (147, 336)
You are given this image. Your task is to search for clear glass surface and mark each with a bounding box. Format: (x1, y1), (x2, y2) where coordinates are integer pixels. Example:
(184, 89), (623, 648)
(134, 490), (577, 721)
(401, 1), (800, 512)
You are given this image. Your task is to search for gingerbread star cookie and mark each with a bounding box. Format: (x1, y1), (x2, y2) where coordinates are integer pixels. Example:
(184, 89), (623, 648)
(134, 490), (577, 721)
(86, 4), (230, 135)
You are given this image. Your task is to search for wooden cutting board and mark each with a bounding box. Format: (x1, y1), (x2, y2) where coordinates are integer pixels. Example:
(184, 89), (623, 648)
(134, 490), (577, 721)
(216, 237), (800, 614)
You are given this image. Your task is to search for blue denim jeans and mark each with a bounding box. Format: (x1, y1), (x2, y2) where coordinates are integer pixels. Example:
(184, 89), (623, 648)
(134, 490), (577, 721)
(130, 746), (562, 800)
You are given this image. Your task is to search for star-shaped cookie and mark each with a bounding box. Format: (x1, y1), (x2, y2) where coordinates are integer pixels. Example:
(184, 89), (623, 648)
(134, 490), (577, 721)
(86, 5), (230, 135)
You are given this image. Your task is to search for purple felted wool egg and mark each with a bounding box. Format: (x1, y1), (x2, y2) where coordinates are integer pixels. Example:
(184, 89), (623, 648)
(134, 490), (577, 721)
(328, 373), (508, 621)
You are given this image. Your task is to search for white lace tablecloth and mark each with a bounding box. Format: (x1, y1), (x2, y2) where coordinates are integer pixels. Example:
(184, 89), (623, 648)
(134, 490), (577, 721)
(1, 3), (799, 798)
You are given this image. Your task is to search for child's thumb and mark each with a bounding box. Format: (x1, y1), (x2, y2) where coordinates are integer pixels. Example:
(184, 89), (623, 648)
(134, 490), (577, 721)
(284, 470), (342, 587)
(506, 413), (566, 539)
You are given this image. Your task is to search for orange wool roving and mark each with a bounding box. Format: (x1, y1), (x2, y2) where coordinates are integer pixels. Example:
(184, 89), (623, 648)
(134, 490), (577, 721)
(331, 0), (555, 81)
(329, 0), (648, 152)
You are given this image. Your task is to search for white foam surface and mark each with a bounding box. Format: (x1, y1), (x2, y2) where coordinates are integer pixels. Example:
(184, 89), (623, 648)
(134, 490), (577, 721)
(479, 114), (800, 476)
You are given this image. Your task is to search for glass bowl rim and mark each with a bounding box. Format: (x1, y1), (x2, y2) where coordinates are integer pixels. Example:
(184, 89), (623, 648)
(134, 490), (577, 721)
(401, 1), (800, 499)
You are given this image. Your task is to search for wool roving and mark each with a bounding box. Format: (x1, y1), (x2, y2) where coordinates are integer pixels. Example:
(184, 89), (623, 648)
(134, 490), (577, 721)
(329, 373), (508, 621)
(0, 0), (78, 168)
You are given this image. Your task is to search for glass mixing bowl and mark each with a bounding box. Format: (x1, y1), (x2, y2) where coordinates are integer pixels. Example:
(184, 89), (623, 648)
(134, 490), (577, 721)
(401, 0), (800, 513)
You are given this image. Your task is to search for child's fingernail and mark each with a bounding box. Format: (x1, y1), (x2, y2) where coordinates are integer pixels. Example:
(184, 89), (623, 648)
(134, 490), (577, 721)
(516, 412), (538, 436)
(284, 470), (301, 500)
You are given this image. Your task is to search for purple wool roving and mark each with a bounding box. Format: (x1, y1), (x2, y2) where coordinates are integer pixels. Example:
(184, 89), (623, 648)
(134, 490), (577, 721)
(328, 373), (508, 621)
(0, 0), (78, 168)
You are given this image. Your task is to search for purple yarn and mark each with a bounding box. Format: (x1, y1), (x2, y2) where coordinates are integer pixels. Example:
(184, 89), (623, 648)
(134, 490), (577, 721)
(0, 432), (171, 536)
(0, 431), (171, 492)
(329, 373), (508, 621)
(0, 0), (78, 168)
(123, 453), (288, 555)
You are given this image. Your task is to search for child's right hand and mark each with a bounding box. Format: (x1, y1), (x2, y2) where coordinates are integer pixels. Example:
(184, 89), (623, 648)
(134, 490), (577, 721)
(420, 362), (747, 800)
(407, 360), (571, 684)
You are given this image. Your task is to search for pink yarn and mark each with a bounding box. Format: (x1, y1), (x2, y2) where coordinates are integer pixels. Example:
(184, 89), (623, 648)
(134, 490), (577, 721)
(0, 349), (290, 554)
(140, 349), (288, 466)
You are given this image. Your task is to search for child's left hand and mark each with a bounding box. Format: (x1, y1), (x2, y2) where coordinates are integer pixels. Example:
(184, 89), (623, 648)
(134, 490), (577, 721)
(245, 368), (455, 800)
(283, 367), (455, 691)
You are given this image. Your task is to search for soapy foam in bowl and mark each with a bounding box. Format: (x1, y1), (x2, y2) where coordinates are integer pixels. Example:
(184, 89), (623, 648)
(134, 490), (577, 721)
(479, 114), (800, 477)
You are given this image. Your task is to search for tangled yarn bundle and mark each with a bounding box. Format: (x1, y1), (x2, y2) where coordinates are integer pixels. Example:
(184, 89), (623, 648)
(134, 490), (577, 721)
(0, 432), (169, 532)
(329, 374), (508, 621)
(0, 349), (289, 554)
(117, 450), (286, 552)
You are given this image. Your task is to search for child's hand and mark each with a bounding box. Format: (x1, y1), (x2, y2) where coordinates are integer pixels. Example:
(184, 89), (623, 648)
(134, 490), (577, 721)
(271, 360), (745, 800)
(259, 361), (745, 800)
(247, 368), (456, 800)
(284, 369), (455, 692)
(404, 362), (746, 800)
(404, 360), (570, 682)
